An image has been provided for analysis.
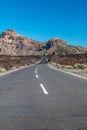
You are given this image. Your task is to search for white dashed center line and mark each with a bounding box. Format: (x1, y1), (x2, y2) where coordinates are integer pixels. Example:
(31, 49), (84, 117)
(35, 66), (48, 95)
(36, 74), (39, 78)
(35, 66), (39, 74)
(40, 84), (48, 95)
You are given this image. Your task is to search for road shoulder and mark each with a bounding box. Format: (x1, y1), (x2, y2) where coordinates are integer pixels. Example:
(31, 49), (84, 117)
(48, 64), (87, 80)
(0, 64), (35, 77)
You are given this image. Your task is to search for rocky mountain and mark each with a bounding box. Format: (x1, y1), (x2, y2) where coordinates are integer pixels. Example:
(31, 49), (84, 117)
(38, 38), (67, 55)
(42, 38), (87, 55)
(0, 29), (42, 55)
(0, 29), (87, 56)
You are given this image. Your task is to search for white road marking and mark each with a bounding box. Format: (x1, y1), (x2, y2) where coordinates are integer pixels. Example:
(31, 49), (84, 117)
(48, 64), (87, 80)
(36, 74), (39, 78)
(35, 66), (39, 73)
(40, 84), (48, 95)
(35, 70), (37, 73)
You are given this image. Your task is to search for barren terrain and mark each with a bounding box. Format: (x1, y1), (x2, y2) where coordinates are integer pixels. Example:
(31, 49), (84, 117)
(49, 53), (87, 77)
(0, 55), (41, 72)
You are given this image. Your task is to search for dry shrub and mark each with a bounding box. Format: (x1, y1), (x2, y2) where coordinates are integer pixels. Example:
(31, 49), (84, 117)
(73, 64), (86, 69)
(65, 65), (73, 69)
(61, 65), (65, 68)
(51, 62), (57, 66)
(83, 68), (87, 73)
(12, 66), (17, 69)
(0, 68), (7, 73)
(56, 64), (62, 68)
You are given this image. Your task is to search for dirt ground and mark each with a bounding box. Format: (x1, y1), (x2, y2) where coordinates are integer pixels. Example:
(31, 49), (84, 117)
(0, 55), (41, 72)
(49, 53), (87, 78)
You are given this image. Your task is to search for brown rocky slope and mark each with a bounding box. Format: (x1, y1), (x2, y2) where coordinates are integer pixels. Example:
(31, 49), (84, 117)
(0, 29), (42, 56)
(0, 29), (87, 56)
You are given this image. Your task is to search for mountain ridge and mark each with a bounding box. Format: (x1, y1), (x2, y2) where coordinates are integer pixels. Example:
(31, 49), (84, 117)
(0, 29), (87, 56)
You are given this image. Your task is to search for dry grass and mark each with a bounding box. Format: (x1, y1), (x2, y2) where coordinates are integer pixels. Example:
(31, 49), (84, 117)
(50, 62), (87, 78)
(56, 64), (62, 68)
(73, 64), (87, 69)
(0, 55), (41, 72)
(64, 65), (73, 69)
(51, 62), (57, 66)
(0, 68), (7, 73)
(82, 68), (87, 73)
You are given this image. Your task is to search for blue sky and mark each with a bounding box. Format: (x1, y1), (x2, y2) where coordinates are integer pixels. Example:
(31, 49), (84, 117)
(0, 0), (87, 47)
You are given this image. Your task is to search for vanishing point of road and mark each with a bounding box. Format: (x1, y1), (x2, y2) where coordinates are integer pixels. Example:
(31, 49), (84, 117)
(0, 63), (87, 130)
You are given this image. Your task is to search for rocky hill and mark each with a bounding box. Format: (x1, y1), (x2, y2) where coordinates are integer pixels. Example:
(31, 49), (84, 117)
(0, 29), (42, 55)
(0, 29), (87, 56)
(44, 38), (87, 55)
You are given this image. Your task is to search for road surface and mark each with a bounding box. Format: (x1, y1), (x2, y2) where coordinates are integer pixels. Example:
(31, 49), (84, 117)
(0, 64), (87, 130)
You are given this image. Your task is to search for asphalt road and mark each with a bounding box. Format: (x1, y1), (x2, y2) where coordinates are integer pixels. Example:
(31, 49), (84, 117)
(0, 64), (87, 130)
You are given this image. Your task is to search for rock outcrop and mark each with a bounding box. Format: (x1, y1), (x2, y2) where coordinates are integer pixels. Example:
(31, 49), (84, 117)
(0, 29), (41, 55)
(0, 29), (87, 56)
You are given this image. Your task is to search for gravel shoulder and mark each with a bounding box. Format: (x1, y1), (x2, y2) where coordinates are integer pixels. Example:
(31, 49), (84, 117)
(50, 63), (87, 78)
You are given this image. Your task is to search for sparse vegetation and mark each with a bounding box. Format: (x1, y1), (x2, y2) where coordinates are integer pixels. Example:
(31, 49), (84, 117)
(55, 45), (87, 55)
(56, 46), (68, 55)
(64, 65), (73, 69)
(73, 64), (86, 69)
(0, 55), (41, 72)
(49, 53), (87, 77)
(83, 68), (87, 73)
(56, 63), (62, 68)
(0, 68), (7, 72)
